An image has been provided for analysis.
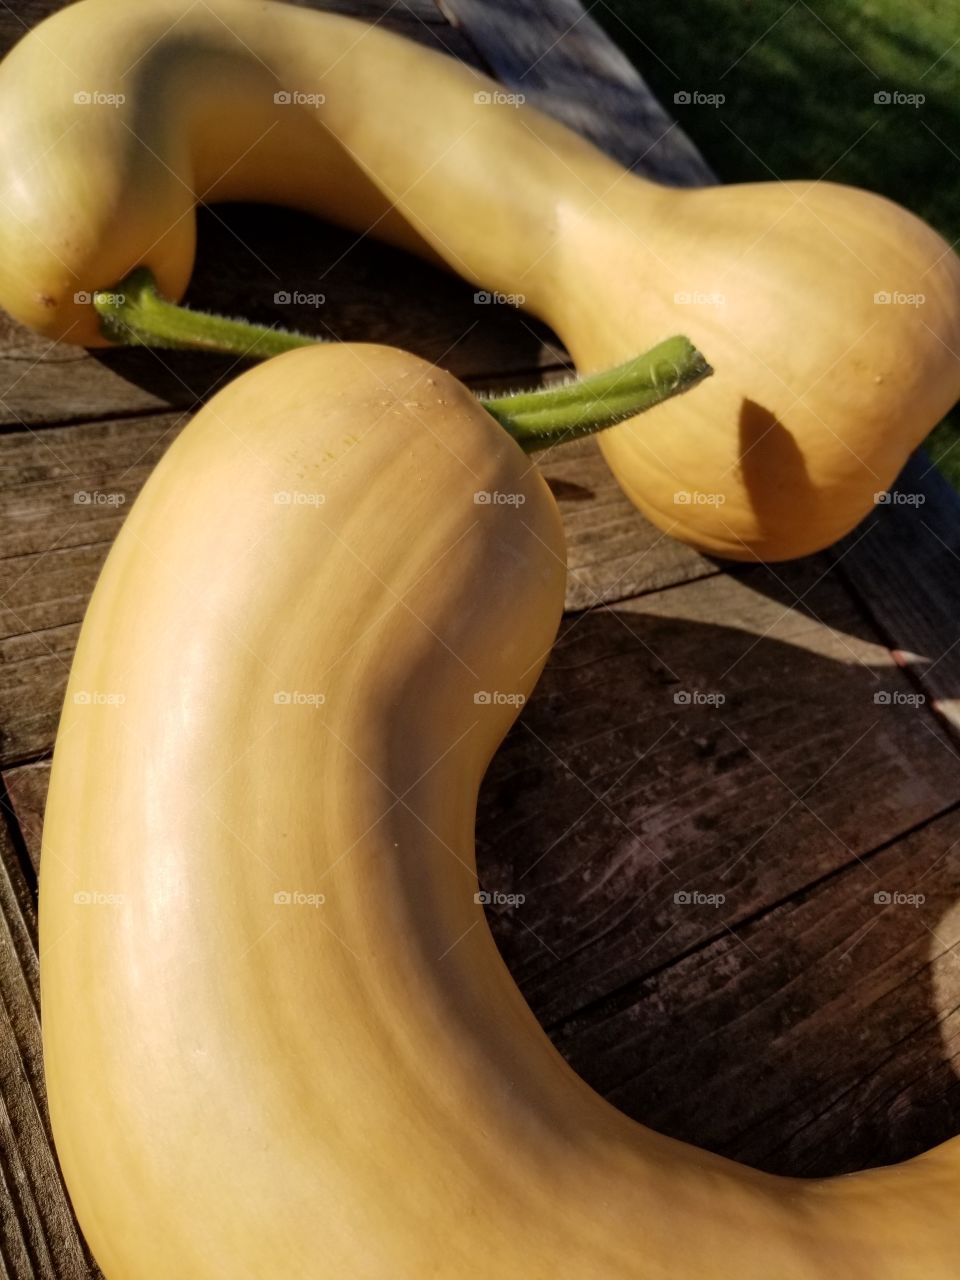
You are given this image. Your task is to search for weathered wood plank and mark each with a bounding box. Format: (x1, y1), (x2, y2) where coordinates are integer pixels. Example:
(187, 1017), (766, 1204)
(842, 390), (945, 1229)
(436, 0), (715, 182)
(538, 435), (714, 611)
(477, 561), (960, 1031)
(550, 804), (960, 1177)
(0, 821), (94, 1277)
(0, 412), (180, 767)
(2, 767), (47, 876)
(836, 452), (960, 736)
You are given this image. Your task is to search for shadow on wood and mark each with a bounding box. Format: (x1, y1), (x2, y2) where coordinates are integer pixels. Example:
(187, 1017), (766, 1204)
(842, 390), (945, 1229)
(90, 204), (563, 406)
(699, 451), (960, 729)
(476, 595), (960, 1179)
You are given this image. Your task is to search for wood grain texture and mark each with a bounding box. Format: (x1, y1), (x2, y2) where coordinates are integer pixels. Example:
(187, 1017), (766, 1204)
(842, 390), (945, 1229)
(0, 821), (94, 1278)
(538, 435), (714, 611)
(2, 767), (48, 876)
(550, 804), (960, 1178)
(0, 412), (182, 768)
(836, 451), (960, 736)
(436, 0), (716, 181)
(477, 561), (960, 1036)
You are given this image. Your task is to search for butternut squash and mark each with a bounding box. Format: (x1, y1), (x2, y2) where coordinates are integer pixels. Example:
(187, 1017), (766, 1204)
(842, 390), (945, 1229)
(1, 0), (959, 559)
(41, 342), (960, 1278)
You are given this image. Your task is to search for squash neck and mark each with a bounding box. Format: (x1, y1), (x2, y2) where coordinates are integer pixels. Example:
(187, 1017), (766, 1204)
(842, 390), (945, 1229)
(540, 178), (684, 368)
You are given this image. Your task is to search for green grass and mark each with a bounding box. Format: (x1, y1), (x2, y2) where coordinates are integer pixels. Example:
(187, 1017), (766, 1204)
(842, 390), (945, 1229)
(593, 0), (960, 487)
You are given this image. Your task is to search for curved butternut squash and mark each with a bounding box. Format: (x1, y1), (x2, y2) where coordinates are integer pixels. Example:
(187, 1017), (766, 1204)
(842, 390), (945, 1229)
(1, 0), (958, 558)
(41, 343), (960, 1278)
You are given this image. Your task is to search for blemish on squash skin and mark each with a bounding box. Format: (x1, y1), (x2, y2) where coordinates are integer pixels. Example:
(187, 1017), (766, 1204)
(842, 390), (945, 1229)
(37, 293), (57, 309)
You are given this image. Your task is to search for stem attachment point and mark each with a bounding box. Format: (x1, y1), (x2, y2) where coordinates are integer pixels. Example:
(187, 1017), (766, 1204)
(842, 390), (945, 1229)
(94, 268), (319, 360)
(478, 336), (713, 451)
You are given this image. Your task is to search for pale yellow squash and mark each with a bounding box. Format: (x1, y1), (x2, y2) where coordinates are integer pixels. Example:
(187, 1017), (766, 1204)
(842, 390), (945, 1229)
(41, 343), (960, 1278)
(1, 0), (958, 558)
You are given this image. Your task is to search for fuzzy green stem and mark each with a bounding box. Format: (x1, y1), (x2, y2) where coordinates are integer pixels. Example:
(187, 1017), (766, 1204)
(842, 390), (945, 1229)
(94, 268), (318, 359)
(478, 337), (712, 452)
(93, 269), (712, 448)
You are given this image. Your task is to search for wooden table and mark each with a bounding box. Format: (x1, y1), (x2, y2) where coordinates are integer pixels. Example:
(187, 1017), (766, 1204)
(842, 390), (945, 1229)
(1, 0), (960, 1273)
